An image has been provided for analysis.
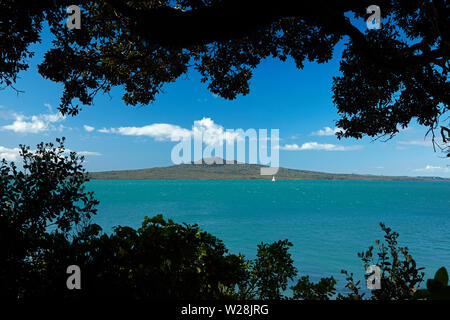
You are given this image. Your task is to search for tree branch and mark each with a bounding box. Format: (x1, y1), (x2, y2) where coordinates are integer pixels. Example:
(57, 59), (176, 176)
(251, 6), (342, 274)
(105, 0), (349, 45)
(105, 0), (449, 70)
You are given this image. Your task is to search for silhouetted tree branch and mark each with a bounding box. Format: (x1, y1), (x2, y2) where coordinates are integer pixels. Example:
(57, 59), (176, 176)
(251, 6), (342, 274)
(1, 0), (449, 152)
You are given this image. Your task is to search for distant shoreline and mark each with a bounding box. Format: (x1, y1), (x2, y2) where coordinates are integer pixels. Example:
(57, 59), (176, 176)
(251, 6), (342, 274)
(88, 160), (450, 182)
(88, 178), (450, 182)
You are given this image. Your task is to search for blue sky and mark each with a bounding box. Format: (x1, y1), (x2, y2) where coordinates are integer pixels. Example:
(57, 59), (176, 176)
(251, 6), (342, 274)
(0, 28), (449, 178)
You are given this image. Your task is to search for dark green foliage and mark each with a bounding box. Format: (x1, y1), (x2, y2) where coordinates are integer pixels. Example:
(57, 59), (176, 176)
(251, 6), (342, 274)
(1, 1), (448, 154)
(0, 137), (98, 298)
(414, 267), (450, 300)
(337, 270), (365, 300)
(33, 217), (302, 300)
(36, 215), (249, 299)
(39, 227), (299, 300)
(341, 222), (425, 300)
(0, 0), (47, 87)
(291, 276), (337, 300)
(251, 240), (297, 300)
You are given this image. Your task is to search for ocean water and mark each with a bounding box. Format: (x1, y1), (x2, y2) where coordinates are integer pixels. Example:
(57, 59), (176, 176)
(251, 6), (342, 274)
(87, 180), (450, 291)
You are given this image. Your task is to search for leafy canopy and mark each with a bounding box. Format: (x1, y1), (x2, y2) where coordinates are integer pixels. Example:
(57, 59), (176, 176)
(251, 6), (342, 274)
(1, 1), (449, 155)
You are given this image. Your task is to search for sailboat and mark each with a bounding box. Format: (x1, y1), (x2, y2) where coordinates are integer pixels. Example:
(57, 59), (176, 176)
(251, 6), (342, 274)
(272, 176), (276, 182)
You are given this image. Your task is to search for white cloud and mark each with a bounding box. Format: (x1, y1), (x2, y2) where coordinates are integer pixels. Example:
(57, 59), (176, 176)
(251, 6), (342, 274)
(191, 118), (240, 146)
(279, 142), (362, 151)
(109, 123), (191, 141)
(99, 117), (240, 147)
(1, 109), (65, 134)
(311, 127), (345, 136)
(74, 150), (101, 156)
(0, 146), (101, 162)
(0, 146), (20, 161)
(398, 140), (433, 147)
(413, 165), (443, 172)
(83, 125), (95, 132)
(61, 148), (101, 157)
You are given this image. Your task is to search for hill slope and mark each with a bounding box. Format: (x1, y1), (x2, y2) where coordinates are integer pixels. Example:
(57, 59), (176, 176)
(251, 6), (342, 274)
(88, 159), (448, 181)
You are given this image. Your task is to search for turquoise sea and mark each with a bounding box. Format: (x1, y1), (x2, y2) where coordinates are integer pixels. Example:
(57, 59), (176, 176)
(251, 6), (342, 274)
(87, 180), (450, 291)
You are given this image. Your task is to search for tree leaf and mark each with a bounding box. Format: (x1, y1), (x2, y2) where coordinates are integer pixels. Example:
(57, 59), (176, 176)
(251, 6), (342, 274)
(434, 267), (449, 287)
